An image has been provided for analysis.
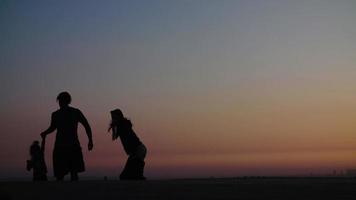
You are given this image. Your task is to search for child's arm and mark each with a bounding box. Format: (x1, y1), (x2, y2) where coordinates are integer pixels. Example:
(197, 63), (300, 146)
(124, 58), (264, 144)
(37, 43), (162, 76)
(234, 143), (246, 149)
(41, 138), (46, 153)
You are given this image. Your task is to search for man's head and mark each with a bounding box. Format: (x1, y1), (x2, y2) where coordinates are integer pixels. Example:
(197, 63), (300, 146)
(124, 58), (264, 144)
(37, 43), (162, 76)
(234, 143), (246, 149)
(57, 92), (71, 108)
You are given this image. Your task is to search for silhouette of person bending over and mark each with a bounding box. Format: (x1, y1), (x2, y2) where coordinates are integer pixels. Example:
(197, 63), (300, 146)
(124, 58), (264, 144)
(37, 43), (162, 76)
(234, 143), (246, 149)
(26, 139), (47, 181)
(41, 92), (93, 181)
(108, 109), (147, 180)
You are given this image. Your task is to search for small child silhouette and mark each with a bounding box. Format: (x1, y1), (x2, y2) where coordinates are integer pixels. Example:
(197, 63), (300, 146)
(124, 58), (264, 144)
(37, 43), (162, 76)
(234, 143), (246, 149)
(27, 139), (47, 181)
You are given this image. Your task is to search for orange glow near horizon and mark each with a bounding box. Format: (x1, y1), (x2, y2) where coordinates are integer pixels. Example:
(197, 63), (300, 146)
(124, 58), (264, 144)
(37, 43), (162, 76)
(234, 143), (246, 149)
(2, 0), (356, 179)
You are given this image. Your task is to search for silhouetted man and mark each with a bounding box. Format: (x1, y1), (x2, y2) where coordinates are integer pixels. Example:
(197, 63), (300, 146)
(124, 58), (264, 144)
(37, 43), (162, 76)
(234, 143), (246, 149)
(41, 92), (93, 181)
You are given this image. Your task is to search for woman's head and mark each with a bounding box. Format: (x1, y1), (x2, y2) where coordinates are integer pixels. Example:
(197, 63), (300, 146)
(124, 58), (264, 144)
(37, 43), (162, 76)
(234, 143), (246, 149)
(110, 109), (124, 121)
(109, 109), (125, 140)
(57, 92), (71, 107)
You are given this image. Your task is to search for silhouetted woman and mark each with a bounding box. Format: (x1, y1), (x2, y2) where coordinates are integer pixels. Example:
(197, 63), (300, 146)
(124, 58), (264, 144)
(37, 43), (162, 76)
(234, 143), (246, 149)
(108, 109), (146, 180)
(27, 139), (47, 181)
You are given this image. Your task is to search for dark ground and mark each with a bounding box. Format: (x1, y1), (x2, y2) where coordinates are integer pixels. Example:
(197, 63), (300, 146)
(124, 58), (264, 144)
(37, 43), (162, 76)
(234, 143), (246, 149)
(1, 177), (356, 200)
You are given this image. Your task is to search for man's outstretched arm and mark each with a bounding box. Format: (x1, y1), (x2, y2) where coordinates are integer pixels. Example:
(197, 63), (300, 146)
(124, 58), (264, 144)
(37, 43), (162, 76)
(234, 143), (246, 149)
(40, 114), (56, 139)
(78, 111), (93, 151)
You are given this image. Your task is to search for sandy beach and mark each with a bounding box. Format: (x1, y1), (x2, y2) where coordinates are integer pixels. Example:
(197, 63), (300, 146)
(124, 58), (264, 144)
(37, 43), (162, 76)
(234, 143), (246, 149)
(1, 177), (356, 200)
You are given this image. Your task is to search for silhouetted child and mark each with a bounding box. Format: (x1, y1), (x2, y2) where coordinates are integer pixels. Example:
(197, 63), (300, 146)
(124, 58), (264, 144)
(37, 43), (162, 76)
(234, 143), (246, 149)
(27, 139), (47, 181)
(108, 109), (147, 180)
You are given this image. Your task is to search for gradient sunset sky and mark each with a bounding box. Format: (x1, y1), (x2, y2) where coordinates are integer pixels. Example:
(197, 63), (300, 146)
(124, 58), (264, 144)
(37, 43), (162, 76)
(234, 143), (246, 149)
(1, 0), (356, 179)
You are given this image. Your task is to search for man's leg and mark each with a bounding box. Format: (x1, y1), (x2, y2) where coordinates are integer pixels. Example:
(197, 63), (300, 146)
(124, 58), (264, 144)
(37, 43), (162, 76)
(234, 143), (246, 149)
(70, 171), (78, 181)
(56, 175), (64, 181)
